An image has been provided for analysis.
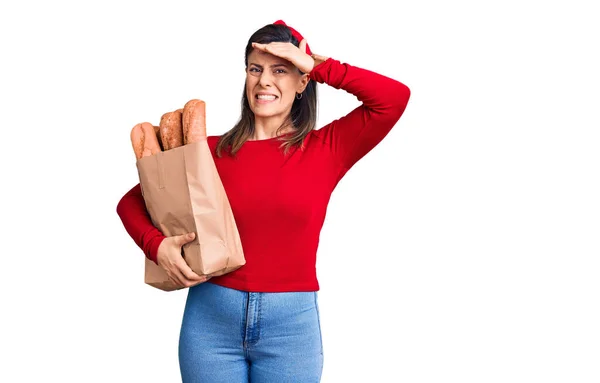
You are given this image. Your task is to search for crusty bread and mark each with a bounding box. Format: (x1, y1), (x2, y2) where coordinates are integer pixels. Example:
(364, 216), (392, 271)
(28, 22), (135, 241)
(130, 123), (144, 160)
(130, 122), (161, 160)
(130, 99), (206, 160)
(182, 99), (207, 144)
(159, 110), (184, 150)
(153, 125), (164, 151)
(141, 122), (162, 158)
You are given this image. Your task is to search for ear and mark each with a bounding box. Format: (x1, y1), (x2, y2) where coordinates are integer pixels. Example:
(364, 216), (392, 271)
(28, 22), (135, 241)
(297, 73), (310, 93)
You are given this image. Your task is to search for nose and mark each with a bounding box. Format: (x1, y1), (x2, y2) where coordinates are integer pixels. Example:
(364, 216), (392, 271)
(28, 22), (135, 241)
(258, 70), (275, 87)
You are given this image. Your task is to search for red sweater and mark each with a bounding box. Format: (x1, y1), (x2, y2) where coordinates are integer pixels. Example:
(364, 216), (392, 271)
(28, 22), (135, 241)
(116, 57), (410, 292)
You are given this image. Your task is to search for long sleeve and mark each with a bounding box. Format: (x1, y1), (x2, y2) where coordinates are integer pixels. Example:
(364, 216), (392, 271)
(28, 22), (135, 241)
(116, 183), (165, 264)
(309, 58), (411, 176)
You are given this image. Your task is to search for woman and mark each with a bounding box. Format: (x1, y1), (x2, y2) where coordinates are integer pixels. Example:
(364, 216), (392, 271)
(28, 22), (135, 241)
(116, 20), (410, 382)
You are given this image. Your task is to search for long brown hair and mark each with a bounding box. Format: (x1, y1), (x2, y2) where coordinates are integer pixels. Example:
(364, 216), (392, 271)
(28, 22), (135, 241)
(215, 23), (318, 158)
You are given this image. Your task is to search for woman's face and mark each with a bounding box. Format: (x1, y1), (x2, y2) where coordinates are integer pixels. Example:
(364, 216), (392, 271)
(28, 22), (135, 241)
(245, 48), (308, 120)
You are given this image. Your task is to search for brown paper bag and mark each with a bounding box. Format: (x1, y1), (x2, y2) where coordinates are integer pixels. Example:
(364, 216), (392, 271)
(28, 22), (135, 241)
(135, 139), (245, 291)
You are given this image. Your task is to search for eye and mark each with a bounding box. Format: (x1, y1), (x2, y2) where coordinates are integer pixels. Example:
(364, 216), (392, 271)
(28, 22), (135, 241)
(275, 69), (287, 74)
(249, 67), (261, 72)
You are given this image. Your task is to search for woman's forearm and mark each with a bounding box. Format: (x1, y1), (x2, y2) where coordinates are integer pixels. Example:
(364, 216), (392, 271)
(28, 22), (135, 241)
(116, 183), (165, 264)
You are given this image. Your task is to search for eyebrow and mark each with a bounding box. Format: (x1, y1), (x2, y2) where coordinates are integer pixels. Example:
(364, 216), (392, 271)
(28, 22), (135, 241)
(248, 63), (291, 69)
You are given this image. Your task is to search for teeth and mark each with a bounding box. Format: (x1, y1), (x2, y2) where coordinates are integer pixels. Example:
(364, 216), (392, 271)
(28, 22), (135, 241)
(257, 95), (276, 100)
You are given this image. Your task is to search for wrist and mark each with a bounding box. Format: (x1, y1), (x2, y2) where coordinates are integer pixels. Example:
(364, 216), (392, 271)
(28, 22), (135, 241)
(311, 53), (328, 68)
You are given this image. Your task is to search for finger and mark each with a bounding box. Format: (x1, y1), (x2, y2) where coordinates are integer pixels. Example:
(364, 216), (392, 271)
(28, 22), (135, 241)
(254, 42), (303, 60)
(193, 275), (212, 287)
(252, 43), (291, 62)
(299, 39), (307, 54)
(252, 42), (275, 54)
(178, 261), (203, 283)
(176, 232), (196, 247)
(163, 264), (185, 287)
(167, 274), (182, 289)
(171, 268), (189, 287)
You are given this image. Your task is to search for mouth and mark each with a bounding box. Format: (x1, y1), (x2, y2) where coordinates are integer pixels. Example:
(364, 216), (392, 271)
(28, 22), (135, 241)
(255, 94), (278, 104)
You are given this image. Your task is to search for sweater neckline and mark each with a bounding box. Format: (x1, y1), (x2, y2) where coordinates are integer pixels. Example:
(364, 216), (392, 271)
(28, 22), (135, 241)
(245, 131), (294, 143)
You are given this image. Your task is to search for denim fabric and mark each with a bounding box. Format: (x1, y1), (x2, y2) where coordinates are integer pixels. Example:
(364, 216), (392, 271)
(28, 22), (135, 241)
(179, 281), (324, 382)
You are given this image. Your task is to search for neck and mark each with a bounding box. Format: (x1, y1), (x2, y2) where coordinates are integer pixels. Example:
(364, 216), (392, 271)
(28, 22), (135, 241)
(251, 115), (293, 140)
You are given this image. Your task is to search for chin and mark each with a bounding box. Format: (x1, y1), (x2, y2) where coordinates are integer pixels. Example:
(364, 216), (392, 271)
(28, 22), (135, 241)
(250, 104), (286, 118)
(252, 110), (280, 118)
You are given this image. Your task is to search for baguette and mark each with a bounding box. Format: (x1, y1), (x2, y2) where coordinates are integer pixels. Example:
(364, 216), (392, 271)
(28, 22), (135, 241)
(130, 123), (144, 160)
(130, 122), (162, 160)
(182, 99), (207, 144)
(159, 109), (184, 150)
(153, 125), (164, 151)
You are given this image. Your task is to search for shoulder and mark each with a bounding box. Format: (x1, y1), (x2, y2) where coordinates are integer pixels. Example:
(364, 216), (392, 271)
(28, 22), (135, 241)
(308, 122), (335, 144)
(207, 134), (222, 146)
(309, 125), (328, 138)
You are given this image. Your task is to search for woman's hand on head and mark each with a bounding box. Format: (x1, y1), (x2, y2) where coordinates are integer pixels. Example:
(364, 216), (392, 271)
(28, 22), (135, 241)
(252, 39), (315, 74)
(156, 232), (211, 289)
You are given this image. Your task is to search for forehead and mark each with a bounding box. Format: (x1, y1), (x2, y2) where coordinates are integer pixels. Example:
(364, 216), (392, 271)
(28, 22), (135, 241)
(247, 49), (292, 66)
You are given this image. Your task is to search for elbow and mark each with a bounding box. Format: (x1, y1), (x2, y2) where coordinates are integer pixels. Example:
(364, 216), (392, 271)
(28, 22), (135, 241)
(116, 183), (142, 218)
(396, 82), (411, 111)
(116, 194), (129, 220)
(116, 195), (126, 217)
(391, 82), (411, 121)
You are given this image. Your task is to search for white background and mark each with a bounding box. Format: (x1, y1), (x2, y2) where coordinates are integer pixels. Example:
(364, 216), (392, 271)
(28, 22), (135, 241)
(1, 0), (598, 382)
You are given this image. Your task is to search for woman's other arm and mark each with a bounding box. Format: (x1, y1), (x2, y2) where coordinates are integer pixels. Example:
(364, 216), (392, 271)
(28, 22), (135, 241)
(116, 183), (166, 264)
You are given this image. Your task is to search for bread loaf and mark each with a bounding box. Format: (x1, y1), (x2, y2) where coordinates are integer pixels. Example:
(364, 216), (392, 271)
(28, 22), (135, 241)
(130, 99), (206, 160)
(130, 122), (162, 160)
(159, 110), (184, 150)
(153, 125), (164, 151)
(130, 123), (144, 160)
(182, 99), (207, 144)
(141, 122), (162, 158)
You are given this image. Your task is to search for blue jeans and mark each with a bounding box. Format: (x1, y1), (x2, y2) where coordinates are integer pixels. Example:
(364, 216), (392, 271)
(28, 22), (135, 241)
(179, 281), (324, 382)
